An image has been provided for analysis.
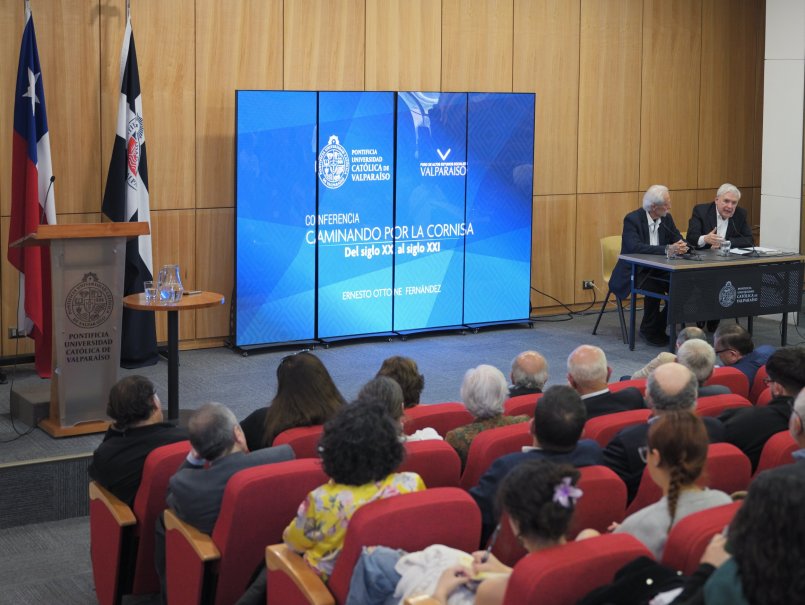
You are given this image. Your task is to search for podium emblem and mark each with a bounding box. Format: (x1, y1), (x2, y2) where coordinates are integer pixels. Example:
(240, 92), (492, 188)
(718, 281), (737, 308)
(318, 135), (350, 189)
(65, 273), (114, 329)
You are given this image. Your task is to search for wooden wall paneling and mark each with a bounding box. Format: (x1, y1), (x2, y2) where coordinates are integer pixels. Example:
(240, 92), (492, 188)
(513, 0), (580, 196)
(441, 0), (514, 92)
(195, 209), (233, 339)
(365, 0), (441, 91)
(697, 0), (757, 189)
(151, 210), (196, 342)
(0, 0), (21, 217)
(639, 0), (701, 191)
(666, 189), (699, 238)
(531, 195), (576, 309)
(741, 188), (760, 238)
(284, 0), (365, 91)
(752, 0), (765, 187)
(575, 192), (640, 303)
(1, 216), (34, 356)
(196, 0), (283, 210)
(577, 0), (642, 194)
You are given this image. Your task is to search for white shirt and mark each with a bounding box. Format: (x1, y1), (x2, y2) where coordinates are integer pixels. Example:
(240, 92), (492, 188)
(646, 211), (661, 246)
(697, 212), (729, 247)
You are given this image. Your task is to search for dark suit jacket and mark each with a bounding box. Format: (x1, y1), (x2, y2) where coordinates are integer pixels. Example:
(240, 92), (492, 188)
(610, 209), (683, 299)
(686, 202), (753, 249)
(720, 396), (792, 472)
(469, 440), (603, 543)
(603, 417), (725, 502)
(508, 385), (542, 398)
(167, 444), (294, 534)
(583, 387), (645, 420)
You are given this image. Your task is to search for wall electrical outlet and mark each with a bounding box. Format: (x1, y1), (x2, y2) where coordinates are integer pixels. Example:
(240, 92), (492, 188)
(8, 327), (25, 339)
(582, 280), (595, 290)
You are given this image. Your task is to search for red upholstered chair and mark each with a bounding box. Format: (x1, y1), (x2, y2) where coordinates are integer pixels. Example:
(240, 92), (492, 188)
(609, 378), (648, 397)
(273, 425), (324, 458)
(754, 430), (798, 476)
(662, 502), (742, 574)
(749, 365), (768, 404)
(704, 366), (750, 399)
(756, 387), (773, 407)
(398, 439), (461, 487)
(582, 409), (652, 447)
(695, 394), (752, 417)
(503, 393), (542, 417)
(266, 488), (482, 605)
(89, 440), (190, 605)
(459, 421), (533, 490)
(164, 458), (327, 605)
(402, 402), (473, 438)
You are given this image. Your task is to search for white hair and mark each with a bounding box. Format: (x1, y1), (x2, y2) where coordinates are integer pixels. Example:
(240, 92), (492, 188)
(716, 183), (741, 200)
(567, 345), (608, 386)
(511, 351), (548, 390)
(794, 387), (805, 418)
(460, 364), (509, 420)
(642, 185), (670, 212)
(677, 339), (716, 385)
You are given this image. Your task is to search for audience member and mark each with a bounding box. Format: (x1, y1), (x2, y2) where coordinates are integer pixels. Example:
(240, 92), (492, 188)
(567, 345), (644, 419)
(604, 363), (724, 502)
(582, 412), (731, 559)
(376, 356), (425, 408)
(356, 376), (440, 442)
(712, 324), (774, 385)
(790, 386), (805, 459)
(630, 326), (706, 380)
(609, 185), (688, 347)
(676, 339), (730, 396)
(445, 365), (529, 468)
(508, 350), (548, 397)
(88, 375), (186, 506)
(239, 351), (346, 451)
(470, 385), (602, 543)
(719, 347), (805, 470)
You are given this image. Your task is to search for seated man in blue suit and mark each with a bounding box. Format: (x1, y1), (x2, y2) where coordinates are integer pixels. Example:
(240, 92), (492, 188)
(609, 185), (689, 347)
(469, 385), (602, 544)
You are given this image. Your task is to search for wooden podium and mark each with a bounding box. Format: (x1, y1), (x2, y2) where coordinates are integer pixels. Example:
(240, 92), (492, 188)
(11, 222), (150, 437)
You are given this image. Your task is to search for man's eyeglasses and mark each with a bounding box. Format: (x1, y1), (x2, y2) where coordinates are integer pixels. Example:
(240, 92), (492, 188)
(638, 445), (650, 464)
(714, 348), (733, 356)
(763, 377), (776, 387)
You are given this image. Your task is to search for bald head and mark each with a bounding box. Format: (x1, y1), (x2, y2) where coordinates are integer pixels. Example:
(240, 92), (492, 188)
(567, 345), (610, 394)
(647, 363), (698, 411)
(511, 351), (548, 391)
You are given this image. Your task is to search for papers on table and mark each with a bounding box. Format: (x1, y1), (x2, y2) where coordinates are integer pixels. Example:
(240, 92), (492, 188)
(731, 246), (781, 255)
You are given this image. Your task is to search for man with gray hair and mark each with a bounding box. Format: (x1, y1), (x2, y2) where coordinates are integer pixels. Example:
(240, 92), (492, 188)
(509, 350), (548, 397)
(603, 363), (724, 501)
(631, 326), (707, 379)
(567, 344), (644, 419)
(676, 338), (730, 397)
(789, 386), (805, 461)
(609, 185), (688, 346)
(686, 183), (753, 251)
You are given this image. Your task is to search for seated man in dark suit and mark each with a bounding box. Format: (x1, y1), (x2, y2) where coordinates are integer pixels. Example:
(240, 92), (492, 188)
(469, 385), (602, 543)
(567, 345), (644, 419)
(88, 375), (187, 506)
(609, 185), (689, 346)
(713, 323), (775, 386)
(508, 350), (548, 398)
(686, 183), (753, 251)
(603, 363), (724, 502)
(720, 347), (805, 471)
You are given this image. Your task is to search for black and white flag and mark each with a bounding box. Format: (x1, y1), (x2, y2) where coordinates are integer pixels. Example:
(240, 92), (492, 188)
(102, 16), (158, 368)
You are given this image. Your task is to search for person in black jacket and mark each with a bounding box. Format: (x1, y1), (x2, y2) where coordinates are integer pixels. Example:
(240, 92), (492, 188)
(686, 183), (754, 251)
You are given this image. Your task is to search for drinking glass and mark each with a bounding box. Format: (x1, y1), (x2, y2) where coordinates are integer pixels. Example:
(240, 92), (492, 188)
(719, 240), (732, 256)
(144, 280), (157, 303)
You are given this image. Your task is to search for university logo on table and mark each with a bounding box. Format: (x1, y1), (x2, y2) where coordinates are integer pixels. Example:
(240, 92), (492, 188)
(126, 114), (144, 189)
(65, 273), (114, 329)
(718, 281), (737, 308)
(318, 135), (349, 189)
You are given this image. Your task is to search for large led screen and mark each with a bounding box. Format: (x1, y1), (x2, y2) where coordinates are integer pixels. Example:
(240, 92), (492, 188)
(235, 91), (317, 346)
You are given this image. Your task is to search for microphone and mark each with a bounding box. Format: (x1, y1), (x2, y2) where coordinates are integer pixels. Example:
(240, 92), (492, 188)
(40, 175), (55, 225)
(660, 221), (702, 260)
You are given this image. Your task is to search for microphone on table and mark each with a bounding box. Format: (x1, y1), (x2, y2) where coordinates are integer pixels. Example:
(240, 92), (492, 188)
(659, 222), (700, 259)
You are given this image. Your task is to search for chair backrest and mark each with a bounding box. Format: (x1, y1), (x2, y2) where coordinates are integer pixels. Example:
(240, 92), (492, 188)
(398, 440), (461, 487)
(609, 378), (648, 397)
(704, 366), (750, 399)
(600, 236), (622, 284)
(503, 393), (543, 417)
(749, 364), (768, 403)
(210, 459), (328, 605)
(328, 488), (482, 604)
(402, 402), (473, 438)
(273, 425), (324, 459)
(754, 430), (799, 476)
(695, 393), (752, 417)
(662, 502), (742, 574)
(131, 440), (190, 594)
(582, 409), (652, 447)
(460, 421), (533, 490)
(502, 533), (652, 605)
(756, 387), (773, 407)
(89, 482), (137, 605)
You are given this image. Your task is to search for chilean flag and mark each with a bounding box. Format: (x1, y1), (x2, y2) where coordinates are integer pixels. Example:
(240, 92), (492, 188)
(8, 4), (56, 378)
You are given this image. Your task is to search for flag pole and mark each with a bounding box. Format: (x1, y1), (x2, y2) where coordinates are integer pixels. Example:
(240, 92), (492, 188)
(126, 0), (130, 20)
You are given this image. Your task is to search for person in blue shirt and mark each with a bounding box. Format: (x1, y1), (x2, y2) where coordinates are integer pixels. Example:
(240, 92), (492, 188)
(712, 323), (775, 386)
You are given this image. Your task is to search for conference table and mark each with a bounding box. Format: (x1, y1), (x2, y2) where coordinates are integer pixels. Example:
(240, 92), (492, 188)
(123, 291), (225, 421)
(619, 249), (804, 351)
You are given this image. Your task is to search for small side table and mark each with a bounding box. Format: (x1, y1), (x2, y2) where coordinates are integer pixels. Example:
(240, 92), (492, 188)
(123, 291), (225, 422)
